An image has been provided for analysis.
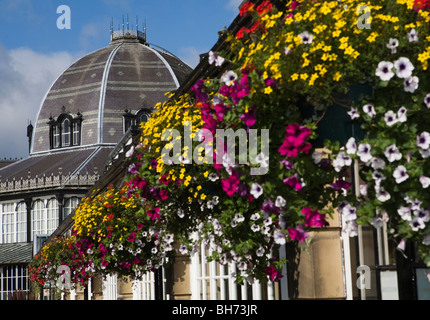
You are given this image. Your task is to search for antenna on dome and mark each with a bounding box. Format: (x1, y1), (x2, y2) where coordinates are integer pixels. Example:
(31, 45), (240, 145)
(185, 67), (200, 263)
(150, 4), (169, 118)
(110, 15), (147, 44)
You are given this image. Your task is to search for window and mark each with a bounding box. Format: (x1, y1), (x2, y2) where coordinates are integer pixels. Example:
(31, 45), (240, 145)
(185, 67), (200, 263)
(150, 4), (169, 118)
(123, 109), (151, 133)
(62, 118), (71, 147)
(46, 199), (59, 234)
(32, 200), (46, 239)
(1, 204), (14, 244)
(0, 203), (27, 244)
(0, 265), (29, 300)
(63, 197), (80, 220)
(48, 112), (82, 150)
(16, 203), (27, 243)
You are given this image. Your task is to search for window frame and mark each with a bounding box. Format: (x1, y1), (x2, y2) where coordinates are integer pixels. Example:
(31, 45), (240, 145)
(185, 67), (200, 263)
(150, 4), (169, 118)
(48, 112), (83, 150)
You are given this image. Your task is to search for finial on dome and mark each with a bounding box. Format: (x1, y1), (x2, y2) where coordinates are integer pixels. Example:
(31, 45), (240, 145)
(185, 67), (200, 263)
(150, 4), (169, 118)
(110, 15), (147, 44)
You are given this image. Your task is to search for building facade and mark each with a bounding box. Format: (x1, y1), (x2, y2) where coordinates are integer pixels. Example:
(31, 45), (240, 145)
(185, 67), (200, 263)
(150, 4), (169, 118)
(0, 28), (192, 300)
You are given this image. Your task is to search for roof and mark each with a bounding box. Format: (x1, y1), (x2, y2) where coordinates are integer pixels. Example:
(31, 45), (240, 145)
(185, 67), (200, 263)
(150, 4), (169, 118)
(0, 146), (113, 195)
(0, 243), (33, 265)
(31, 39), (192, 155)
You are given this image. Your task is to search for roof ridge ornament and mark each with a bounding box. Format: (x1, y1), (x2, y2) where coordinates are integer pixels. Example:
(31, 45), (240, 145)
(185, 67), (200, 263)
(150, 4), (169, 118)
(110, 15), (147, 44)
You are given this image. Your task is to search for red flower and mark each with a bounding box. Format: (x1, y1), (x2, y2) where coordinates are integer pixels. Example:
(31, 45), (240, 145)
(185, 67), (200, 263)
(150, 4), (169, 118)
(256, 0), (273, 15)
(236, 26), (250, 39)
(414, 0), (430, 11)
(240, 1), (254, 16)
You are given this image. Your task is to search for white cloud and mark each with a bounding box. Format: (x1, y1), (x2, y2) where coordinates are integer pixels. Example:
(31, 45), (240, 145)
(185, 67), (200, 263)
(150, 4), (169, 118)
(178, 46), (203, 69)
(0, 45), (77, 158)
(226, 0), (243, 12)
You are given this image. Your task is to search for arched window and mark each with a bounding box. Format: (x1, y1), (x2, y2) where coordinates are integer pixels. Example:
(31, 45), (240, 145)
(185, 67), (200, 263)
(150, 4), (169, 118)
(62, 118), (71, 147)
(63, 197), (80, 220)
(31, 200), (46, 239)
(49, 112), (83, 150)
(123, 109), (151, 133)
(46, 199), (59, 234)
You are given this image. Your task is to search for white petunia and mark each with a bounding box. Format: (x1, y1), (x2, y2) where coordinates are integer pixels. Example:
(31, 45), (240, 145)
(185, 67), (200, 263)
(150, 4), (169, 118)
(398, 206), (412, 221)
(384, 144), (402, 162)
(273, 229), (287, 245)
(386, 38), (399, 54)
(414, 208), (430, 222)
(221, 70), (238, 86)
(420, 176), (430, 189)
(298, 31), (314, 44)
(208, 173), (219, 182)
(384, 110), (398, 126)
(357, 143), (372, 162)
(407, 28), (418, 42)
(333, 152), (352, 172)
(424, 93), (430, 108)
(312, 151), (323, 164)
(370, 157), (385, 170)
(343, 220), (358, 237)
(250, 183), (263, 199)
(376, 187), (391, 202)
(363, 104), (376, 118)
(375, 61), (394, 81)
(394, 57), (414, 79)
(251, 224), (260, 232)
(250, 212), (260, 221)
(393, 165), (409, 184)
(342, 204), (357, 221)
(360, 184), (368, 196)
(208, 51), (225, 67)
(346, 137), (357, 155)
(404, 76), (419, 93)
(410, 217), (425, 231)
(397, 106), (407, 123)
(275, 195), (286, 208)
(417, 131), (430, 149)
(347, 107), (360, 120)
(423, 235), (430, 246)
(255, 152), (269, 168)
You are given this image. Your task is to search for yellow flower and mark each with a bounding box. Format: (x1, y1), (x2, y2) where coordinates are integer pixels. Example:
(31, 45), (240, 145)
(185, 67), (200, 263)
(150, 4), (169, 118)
(291, 73), (299, 81)
(333, 72), (342, 82)
(300, 73), (309, 81)
(264, 86), (273, 95)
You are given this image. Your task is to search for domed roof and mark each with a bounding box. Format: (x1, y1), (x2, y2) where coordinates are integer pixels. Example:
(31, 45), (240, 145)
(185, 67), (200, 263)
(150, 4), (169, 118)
(31, 34), (192, 155)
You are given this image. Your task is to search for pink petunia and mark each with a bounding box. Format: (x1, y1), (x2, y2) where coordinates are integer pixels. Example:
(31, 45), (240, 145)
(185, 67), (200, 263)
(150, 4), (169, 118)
(283, 173), (303, 191)
(301, 207), (327, 227)
(287, 225), (309, 242)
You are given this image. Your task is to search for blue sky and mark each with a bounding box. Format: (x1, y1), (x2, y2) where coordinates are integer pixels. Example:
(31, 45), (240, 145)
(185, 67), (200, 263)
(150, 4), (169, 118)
(0, 0), (242, 159)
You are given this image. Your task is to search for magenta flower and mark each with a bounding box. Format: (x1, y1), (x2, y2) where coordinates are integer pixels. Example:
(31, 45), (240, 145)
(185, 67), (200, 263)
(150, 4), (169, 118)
(287, 225), (309, 242)
(191, 79), (209, 102)
(221, 171), (241, 197)
(214, 103), (231, 122)
(301, 207), (327, 227)
(278, 136), (303, 157)
(283, 173), (303, 191)
(265, 265), (282, 282)
(240, 106), (257, 127)
(147, 208), (161, 221)
(330, 179), (352, 191)
(128, 232), (136, 242)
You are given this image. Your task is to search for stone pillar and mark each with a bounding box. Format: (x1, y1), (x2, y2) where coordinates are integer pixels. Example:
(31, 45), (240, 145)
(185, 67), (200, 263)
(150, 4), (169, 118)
(286, 213), (346, 299)
(117, 276), (134, 300)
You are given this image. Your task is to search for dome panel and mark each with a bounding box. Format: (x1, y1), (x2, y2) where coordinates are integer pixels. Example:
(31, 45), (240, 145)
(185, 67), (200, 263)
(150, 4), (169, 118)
(31, 40), (192, 155)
